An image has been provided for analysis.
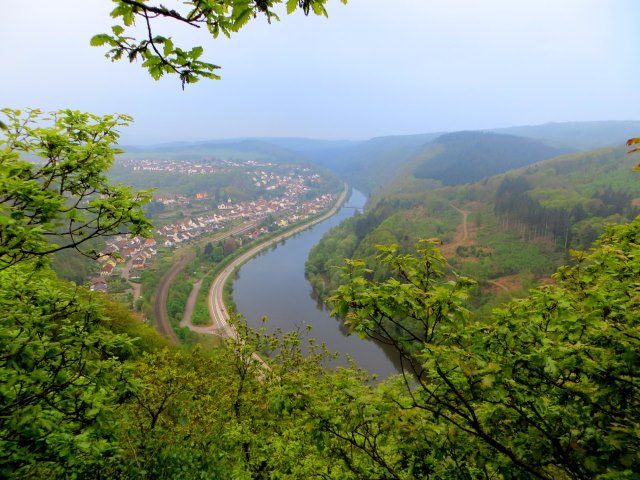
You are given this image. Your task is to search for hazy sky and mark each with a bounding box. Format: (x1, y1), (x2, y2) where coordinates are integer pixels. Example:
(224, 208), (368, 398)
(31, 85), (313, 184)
(1, 0), (639, 144)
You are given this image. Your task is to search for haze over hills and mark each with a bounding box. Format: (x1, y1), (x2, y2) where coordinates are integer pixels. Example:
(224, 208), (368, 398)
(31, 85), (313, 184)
(121, 120), (640, 193)
(121, 138), (311, 164)
(119, 117), (640, 315)
(7, 1), (640, 476)
(491, 120), (640, 150)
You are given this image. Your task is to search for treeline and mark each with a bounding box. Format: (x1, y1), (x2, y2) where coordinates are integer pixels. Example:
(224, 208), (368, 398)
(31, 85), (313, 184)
(308, 145), (640, 313)
(495, 176), (639, 249)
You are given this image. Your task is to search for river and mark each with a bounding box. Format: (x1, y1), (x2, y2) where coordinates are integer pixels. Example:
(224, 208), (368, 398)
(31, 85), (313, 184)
(232, 189), (400, 378)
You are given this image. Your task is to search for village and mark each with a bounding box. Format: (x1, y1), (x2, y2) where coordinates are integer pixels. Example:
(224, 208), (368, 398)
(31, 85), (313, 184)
(119, 157), (284, 176)
(91, 158), (335, 293)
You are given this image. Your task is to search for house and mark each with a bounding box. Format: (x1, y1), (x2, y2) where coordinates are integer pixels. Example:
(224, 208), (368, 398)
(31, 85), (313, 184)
(100, 263), (114, 277)
(132, 256), (146, 269)
(89, 277), (108, 292)
(98, 245), (119, 262)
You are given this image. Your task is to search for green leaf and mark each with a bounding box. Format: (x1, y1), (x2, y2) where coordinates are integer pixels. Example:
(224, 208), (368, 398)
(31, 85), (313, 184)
(312, 3), (327, 16)
(163, 38), (174, 57)
(233, 8), (252, 29)
(90, 34), (112, 47)
(188, 46), (203, 60)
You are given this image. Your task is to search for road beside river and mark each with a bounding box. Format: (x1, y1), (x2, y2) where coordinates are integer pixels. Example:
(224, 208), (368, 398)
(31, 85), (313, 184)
(153, 221), (258, 340)
(202, 185), (349, 340)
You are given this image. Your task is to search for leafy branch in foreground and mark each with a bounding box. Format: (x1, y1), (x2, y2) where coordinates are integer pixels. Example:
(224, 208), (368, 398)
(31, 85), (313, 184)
(0, 266), (137, 477)
(0, 108), (152, 271)
(330, 229), (640, 479)
(91, 0), (348, 87)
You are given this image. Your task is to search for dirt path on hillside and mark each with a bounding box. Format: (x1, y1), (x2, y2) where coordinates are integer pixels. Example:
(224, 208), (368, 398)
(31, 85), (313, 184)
(441, 203), (473, 257)
(120, 260), (142, 300)
(180, 279), (203, 329)
(129, 281), (141, 300)
(486, 279), (509, 292)
(449, 203), (469, 241)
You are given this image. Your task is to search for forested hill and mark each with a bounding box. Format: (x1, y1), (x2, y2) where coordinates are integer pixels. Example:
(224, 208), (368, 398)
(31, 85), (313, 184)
(301, 121), (640, 193)
(411, 131), (568, 185)
(307, 121), (640, 193)
(306, 144), (640, 313)
(304, 133), (443, 193)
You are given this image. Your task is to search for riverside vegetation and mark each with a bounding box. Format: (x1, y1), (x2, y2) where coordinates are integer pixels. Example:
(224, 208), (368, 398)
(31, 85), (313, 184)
(1, 108), (640, 479)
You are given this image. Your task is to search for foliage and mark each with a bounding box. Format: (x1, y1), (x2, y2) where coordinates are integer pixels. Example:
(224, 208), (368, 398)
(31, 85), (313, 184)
(50, 245), (100, 283)
(0, 264), (136, 477)
(308, 144), (640, 309)
(0, 108), (160, 477)
(2, 105), (640, 478)
(110, 322), (372, 479)
(99, 296), (170, 354)
(0, 109), (152, 271)
(329, 224), (640, 478)
(92, 0), (348, 86)
(495, 172), (639, 249)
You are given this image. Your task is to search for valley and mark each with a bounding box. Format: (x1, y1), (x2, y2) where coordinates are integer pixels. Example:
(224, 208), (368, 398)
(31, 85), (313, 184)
(56, 121), (640, 349)
(2, 106), (638, 480)
(5, 3), (640, 477)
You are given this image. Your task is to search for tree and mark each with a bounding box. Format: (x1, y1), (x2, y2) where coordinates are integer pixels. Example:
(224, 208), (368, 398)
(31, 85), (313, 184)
(0, 108), (154, 476)
(329, 230), (640, 478)
(0, 108), (152, 271)
(91, 0), (348, 87)
(0, 265), (137, 477)
(223, 236), (239, 255)
(204, 241), (214, 259)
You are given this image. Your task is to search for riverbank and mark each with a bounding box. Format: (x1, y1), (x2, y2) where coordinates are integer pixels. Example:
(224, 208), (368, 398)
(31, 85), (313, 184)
(182, 184), (349, 339)
(232, 188), (401, 378)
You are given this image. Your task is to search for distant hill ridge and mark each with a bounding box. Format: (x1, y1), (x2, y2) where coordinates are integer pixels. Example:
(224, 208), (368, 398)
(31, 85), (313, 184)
(491, 120), (640, 150)
(123, 120), (640, 155)
(411, 131), (569, 186)
(122, 120), (640, 193)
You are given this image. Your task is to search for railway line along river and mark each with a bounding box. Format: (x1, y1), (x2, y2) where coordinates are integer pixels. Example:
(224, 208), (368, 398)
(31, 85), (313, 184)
(232, 189), (400, 378)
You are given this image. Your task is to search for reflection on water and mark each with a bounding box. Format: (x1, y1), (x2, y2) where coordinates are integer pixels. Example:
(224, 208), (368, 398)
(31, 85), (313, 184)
(232, 189), (401, 378)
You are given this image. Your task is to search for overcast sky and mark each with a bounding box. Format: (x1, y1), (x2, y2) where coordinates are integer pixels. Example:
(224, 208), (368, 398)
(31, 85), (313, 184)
(1, 0), (639, 144)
